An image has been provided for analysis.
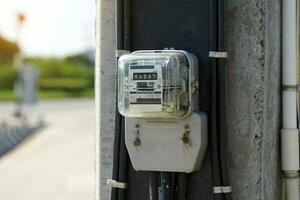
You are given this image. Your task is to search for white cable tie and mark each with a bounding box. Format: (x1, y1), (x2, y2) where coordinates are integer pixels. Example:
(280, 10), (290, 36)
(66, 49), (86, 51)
(106, 179), (127, 189)
(209, 51), (228, 58)
(115, 50), (130, 58)
(213, 186), (232, 194)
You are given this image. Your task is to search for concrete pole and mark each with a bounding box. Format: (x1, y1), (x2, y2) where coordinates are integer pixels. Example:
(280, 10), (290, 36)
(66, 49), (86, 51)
(226, 0), (281, 199)
(95, 0), (116, 200)
(95, 0), (282, 199)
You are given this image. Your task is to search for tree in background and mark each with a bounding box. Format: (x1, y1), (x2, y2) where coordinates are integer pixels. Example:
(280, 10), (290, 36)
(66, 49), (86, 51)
(65, 50), (95, 67)
(0, 34), (94, 99)
(0, 36), (19, 65)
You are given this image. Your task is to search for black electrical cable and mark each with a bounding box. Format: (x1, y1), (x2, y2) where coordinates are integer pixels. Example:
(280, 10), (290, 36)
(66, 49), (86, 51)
(118, 117), (128, 200)
(111, 0), (123, 194)
(209, 59), (224, 200)
(177, 173), (187, 200)
(149, 172), (158, 200)
(217, 0), (231, 199)
(117, 1), (130, 200)
(111, 97), (121, 200)
(123, 0), (131, 50)
(161, 172), (172, 200)
(116, 0), (124, 49)
(110, 0), (128, 199)
(170, 173), (176, 200)
(209, 0), (225, 199)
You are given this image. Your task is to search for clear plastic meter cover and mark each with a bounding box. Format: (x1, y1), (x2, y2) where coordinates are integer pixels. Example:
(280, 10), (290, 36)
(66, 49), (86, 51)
(118, 52), (190, 118)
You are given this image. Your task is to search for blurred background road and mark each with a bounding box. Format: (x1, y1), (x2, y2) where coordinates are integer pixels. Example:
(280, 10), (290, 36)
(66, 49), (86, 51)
(0, 99), (94, 200)
(0, 1), (96, 199)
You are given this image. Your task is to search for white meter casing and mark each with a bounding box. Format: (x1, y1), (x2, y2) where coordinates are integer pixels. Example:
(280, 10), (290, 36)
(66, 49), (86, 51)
(118, 50), (207, 173)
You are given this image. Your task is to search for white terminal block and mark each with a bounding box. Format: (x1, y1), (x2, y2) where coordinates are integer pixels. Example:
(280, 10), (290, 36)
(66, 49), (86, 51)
(281, 129), (300, 171)
(125, 112), (207, 173)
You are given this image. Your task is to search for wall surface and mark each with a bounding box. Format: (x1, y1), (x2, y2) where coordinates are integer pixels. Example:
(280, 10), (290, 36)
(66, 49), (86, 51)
(226, 0), (281, 199)
(96, 0), (282, 199)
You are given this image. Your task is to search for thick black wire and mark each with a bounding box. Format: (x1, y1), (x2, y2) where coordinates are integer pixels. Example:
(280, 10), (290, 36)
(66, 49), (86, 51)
(117, 117), (128, 200)
(170, 173), (176, 200)
(209, 61), (224, 200)
(217, 0), (231, 199)
(161, 172), (172, 200)
(210, 0), (225, 199)
(111, 0), (128, 199)
(117, 0), (131, 199)
(177, 173), (187, 200)
(123, 0), (131, 50)
(116, 0), (124, 50)
(111, 96), (121, 200)
(209, 0), (224, 200)
(149, 172), (158, 200)
(110, 0), (123, 197)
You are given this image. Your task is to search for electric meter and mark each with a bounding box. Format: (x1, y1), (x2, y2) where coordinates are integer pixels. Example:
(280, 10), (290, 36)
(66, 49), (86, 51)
(118, 50), (207, 173)
(118, 50), (199, 119)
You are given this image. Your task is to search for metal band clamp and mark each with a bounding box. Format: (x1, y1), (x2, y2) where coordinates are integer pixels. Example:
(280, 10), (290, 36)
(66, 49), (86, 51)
(106, 179), (127, 189)
(209, 51), (228, 58)
(213, 186), (232, 194)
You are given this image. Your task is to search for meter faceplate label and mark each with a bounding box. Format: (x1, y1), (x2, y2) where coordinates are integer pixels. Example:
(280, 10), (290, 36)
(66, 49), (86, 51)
(128, 64), (162, 112)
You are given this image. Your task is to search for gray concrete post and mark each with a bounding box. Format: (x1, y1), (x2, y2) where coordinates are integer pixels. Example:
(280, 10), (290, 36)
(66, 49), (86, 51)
(95, 0), (282, 199)
(95, 0), (116, 200)
(226, 0), (281, 199)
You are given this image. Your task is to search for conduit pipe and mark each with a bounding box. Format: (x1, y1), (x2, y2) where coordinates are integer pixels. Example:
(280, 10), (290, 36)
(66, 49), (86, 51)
(282, 0), (300, 199)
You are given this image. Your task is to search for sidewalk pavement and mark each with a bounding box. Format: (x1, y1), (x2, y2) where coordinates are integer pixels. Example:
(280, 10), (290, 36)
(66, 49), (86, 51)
(0, 99), (95, 200)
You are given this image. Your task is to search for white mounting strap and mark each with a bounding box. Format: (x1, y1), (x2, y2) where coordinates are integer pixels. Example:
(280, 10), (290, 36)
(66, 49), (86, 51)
(209, 51), (228, 58)
(213, 186), (232, 194)
(106, 179), (127, 189)
(115, 50), (130, 58)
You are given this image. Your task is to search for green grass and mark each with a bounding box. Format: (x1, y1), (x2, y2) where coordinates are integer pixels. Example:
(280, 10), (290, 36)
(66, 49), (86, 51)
(39, 78), (90, 91)
(0, 89), (94, 101)
(0, 90), (15, 100)
(38, 89), (94, 99)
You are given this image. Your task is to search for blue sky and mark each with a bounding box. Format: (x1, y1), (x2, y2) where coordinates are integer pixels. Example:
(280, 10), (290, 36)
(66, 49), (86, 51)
(0, 0), (96, 57)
